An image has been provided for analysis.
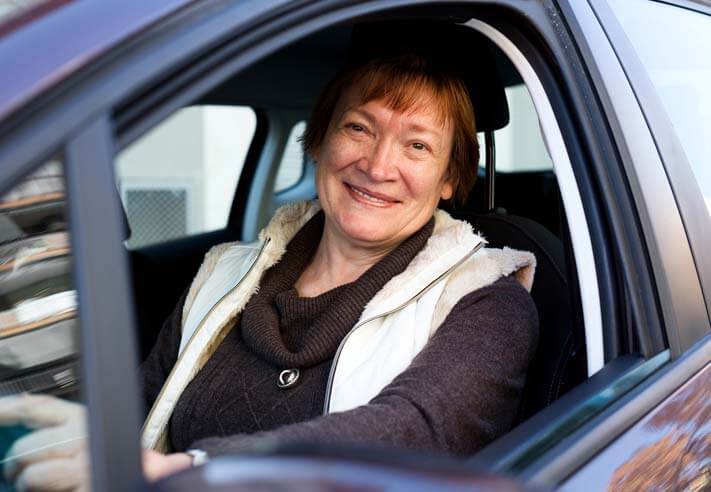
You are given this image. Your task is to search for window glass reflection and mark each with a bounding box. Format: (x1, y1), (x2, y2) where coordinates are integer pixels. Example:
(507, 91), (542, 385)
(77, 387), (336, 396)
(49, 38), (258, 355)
(0, 158), (88, 491)
(609, 0), (711, 214)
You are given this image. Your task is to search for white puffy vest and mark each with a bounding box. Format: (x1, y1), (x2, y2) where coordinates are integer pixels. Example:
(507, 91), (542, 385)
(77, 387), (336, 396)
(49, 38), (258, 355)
(141, 201), (535, 451)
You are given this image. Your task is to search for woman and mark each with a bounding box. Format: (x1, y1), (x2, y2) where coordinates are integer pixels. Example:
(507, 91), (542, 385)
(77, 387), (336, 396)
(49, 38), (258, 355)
(140, 52), (538, 477)
(0, 51), (538, 487)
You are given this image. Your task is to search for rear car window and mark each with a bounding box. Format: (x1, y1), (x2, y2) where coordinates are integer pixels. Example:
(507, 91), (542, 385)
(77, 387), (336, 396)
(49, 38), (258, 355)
(115, 105), (256, 248)
(481, 83), (553, 173)
(274, 121), (306, 193)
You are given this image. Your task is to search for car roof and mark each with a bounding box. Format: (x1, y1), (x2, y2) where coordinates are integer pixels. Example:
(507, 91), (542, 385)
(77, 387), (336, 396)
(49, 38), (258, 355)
(0, 0), (194, 123)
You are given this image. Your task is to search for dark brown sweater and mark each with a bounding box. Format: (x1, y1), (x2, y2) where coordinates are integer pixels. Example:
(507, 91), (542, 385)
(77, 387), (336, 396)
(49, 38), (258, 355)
(140, 214), (538, 457)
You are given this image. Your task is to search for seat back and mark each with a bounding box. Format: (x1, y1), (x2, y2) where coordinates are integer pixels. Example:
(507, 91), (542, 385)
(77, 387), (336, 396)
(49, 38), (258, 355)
(453, 211), (587, 422)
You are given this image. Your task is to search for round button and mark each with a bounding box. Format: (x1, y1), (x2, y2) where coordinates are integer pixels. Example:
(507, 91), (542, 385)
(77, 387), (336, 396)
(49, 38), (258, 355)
(277, 368), (300, 389)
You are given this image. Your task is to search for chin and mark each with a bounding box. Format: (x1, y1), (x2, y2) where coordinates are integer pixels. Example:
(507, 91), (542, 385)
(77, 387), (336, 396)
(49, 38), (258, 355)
(340, 221), (393, 243)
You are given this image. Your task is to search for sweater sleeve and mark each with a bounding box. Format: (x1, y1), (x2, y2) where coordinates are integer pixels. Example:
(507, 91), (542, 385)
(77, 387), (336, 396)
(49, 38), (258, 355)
(190, 276), (539, 457)
(139, 290), (188, 416)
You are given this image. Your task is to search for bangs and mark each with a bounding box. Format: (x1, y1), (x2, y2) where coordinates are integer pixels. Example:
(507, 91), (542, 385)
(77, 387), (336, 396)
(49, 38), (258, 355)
(353, 58), (460, 126)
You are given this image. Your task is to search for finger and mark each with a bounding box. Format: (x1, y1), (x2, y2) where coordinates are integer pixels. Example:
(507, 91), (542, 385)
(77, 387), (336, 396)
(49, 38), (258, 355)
(4, 428), (86, 482)
(0, 394), (83, 428)
(142, 450), (192, 482)
(15, 455), (88, 492)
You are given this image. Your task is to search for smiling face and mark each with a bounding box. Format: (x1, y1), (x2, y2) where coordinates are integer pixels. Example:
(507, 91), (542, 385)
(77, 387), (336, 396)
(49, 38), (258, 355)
(313, 80), (454, 251)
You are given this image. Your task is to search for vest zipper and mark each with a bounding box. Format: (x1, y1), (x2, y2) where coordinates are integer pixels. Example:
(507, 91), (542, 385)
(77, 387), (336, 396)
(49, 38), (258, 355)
(322, 241), (484, 414)
(142, 237), (271, 443)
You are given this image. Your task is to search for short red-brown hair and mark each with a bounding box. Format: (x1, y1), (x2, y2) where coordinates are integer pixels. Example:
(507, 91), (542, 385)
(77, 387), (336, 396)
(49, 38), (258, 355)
(302, 53), (479, 205)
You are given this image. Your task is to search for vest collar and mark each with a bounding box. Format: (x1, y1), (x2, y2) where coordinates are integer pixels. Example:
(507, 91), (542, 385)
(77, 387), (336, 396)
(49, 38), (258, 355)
(260, 201), (486, 317)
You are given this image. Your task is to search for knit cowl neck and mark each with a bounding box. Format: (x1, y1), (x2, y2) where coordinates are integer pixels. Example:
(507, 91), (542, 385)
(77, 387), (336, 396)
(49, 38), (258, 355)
(240, 211), (434, 369)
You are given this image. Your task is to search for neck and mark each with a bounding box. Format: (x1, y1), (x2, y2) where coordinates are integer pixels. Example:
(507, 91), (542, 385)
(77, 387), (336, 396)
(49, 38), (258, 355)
(295, 222), (398, 297)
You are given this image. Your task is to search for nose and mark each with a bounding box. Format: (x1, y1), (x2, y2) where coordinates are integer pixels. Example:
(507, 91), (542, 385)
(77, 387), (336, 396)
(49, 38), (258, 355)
(357, 137), (397, 182)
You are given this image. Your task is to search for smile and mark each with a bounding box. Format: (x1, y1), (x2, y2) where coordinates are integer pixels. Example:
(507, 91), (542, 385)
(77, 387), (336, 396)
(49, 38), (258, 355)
(345, 183), (399, 206)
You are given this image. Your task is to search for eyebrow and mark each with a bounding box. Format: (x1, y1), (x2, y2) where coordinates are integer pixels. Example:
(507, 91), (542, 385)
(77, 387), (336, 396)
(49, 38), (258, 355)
(406, 122), (441, 139)
(341, 107), (377, 126)
(343, 107), (442, 140)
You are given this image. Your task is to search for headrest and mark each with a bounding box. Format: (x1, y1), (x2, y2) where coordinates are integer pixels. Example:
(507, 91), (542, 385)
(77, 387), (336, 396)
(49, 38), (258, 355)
(347, 21), (509, 132)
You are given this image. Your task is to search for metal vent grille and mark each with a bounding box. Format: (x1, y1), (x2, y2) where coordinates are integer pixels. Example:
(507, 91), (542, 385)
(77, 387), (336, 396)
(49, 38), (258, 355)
(125, 189), (187, 248)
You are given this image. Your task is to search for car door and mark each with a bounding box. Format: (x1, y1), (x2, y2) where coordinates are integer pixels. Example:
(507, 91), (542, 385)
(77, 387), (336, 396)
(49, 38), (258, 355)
(548, 1), (711, 489)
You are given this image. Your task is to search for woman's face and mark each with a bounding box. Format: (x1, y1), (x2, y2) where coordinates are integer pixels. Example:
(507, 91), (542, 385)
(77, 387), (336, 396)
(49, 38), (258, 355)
(314, 81), (454, 251)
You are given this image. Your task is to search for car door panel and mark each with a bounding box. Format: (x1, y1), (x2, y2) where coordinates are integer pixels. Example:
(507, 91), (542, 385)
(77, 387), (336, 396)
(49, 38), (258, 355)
(559, 340), (711, 491)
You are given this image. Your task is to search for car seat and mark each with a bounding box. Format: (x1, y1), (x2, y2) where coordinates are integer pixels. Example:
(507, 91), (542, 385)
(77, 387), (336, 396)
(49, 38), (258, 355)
(452, 209), (587, 422)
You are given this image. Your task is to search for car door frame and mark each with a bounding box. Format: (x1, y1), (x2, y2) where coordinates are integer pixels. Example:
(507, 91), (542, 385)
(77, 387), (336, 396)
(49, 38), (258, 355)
(0, 114), (145, 492)
(586, 0), (711, 351)
(510, 0), (711, 485)
(105, 0), (683, 485)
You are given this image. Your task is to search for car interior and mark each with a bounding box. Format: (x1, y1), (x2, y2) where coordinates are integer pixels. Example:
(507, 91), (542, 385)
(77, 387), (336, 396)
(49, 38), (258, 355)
(119, 14), (588, 448)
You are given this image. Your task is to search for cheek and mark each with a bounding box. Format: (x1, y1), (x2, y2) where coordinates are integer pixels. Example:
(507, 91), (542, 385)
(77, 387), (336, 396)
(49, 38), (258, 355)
(400, 166), (448, 202)
(319, 138), (363, 176)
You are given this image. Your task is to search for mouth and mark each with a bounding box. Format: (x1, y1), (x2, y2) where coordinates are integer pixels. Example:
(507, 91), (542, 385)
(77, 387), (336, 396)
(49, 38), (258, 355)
(344, 182), (399, 206)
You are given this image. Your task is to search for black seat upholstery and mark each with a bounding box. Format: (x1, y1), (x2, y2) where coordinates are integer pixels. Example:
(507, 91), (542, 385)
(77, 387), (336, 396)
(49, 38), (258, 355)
(452, 210), (587, 422)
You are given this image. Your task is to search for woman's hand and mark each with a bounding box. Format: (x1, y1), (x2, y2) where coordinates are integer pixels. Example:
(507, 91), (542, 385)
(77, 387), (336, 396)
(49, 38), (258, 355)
(0, 393), (192, 490)
(142, 449), (192, 482)
(0, 394), (88, 492)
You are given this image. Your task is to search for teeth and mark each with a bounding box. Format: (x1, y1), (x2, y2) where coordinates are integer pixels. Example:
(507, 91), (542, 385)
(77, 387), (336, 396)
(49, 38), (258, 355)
(350, 185), (388, 204)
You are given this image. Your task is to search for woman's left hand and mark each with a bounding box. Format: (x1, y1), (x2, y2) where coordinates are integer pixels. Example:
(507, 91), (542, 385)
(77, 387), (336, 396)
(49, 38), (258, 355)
(142, 449), (192, 482)
(0, 394), (88, 492)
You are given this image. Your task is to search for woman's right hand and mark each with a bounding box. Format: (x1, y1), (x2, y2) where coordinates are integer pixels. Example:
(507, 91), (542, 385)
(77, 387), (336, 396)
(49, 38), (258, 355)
(0, 394), (89, 491)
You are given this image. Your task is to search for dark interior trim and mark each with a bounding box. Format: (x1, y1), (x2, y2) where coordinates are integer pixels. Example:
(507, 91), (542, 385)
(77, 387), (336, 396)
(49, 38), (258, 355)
(554, 0), (668, 359)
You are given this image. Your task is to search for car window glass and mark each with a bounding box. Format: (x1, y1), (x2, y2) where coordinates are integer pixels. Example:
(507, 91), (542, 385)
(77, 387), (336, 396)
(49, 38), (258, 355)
(0, 158), (89, 490)
(608, 0), (711, 215)
(115, 105), (256, 249)
(481, 84), (553, 173)
(274, 121), (306, 193)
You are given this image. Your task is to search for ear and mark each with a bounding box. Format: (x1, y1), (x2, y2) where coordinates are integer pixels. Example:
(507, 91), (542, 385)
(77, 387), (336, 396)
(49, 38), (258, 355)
(440, 180), (453, 201)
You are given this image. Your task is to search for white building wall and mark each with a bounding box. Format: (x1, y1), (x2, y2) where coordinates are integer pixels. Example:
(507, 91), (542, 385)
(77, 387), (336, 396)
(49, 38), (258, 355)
(202, 106), (255, 230)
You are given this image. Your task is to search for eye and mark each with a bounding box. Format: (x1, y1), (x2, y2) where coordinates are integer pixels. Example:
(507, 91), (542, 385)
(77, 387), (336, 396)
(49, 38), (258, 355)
(346, 123), (366, 132)
(411, 142), (428, 151)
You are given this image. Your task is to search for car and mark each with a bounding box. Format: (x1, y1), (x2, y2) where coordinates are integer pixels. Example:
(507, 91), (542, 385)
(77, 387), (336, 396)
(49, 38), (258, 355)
(0, 0), (709, 491)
